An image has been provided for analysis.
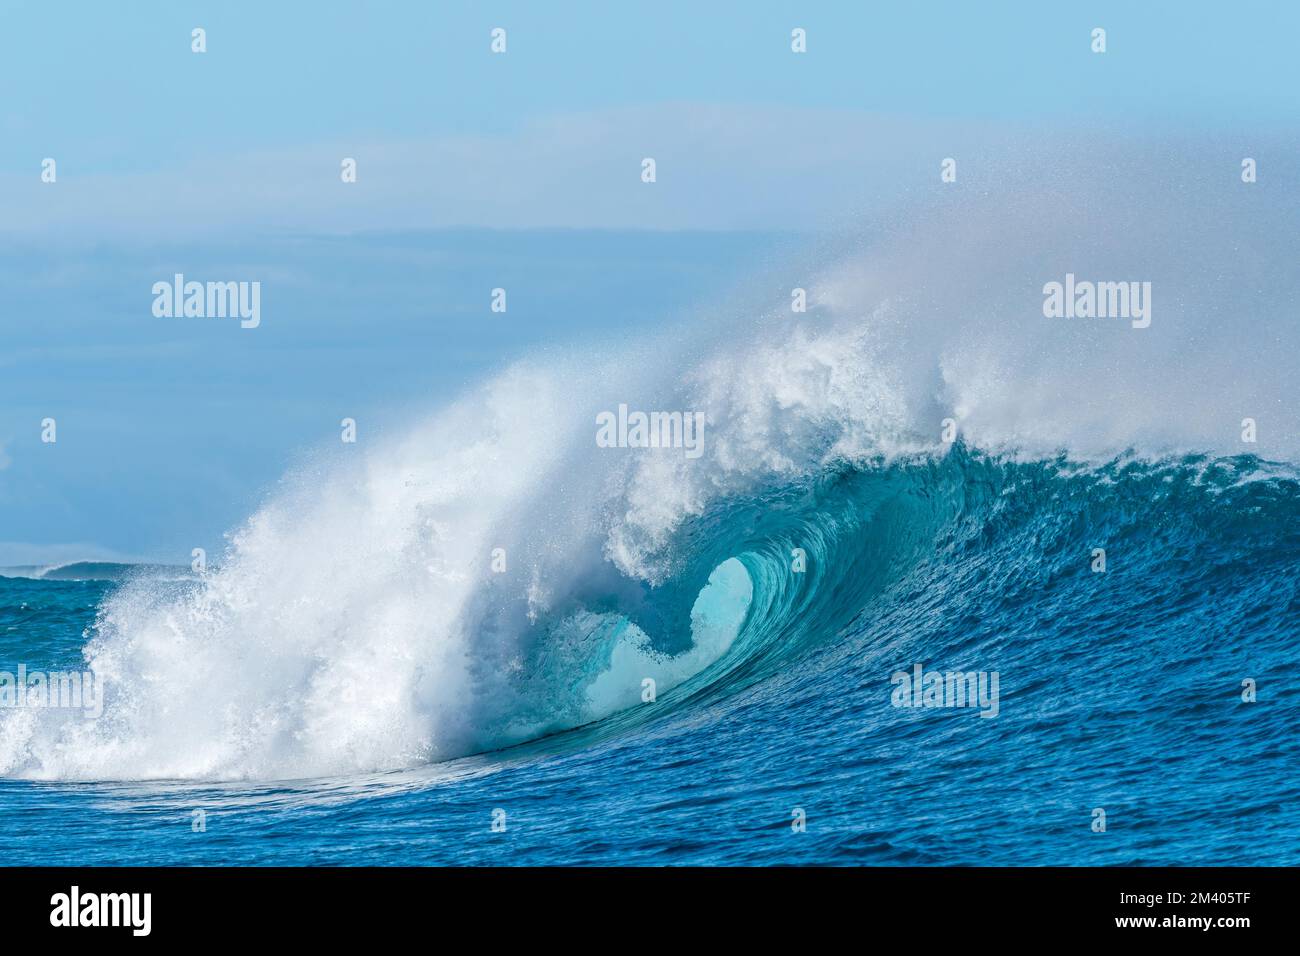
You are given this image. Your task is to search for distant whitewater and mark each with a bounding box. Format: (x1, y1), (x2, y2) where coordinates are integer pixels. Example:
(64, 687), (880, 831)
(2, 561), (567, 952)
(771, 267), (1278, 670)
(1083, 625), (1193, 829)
(0, 562), (188, 582)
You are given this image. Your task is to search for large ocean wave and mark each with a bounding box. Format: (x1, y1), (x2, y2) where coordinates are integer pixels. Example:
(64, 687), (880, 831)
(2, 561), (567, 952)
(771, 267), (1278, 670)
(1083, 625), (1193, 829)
(3, 156), (1298, 782)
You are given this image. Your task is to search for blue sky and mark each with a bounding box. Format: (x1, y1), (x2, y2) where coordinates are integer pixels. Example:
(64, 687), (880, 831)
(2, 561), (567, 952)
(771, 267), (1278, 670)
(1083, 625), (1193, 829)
(5, 2), (1298, 158)
(3, 0), (1297, 235)
(1, 1), (1297, 563)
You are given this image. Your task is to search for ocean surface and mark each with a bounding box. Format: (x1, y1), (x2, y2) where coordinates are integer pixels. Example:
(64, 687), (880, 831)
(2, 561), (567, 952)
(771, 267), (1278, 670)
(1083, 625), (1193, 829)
(1, 448), (1296, 865)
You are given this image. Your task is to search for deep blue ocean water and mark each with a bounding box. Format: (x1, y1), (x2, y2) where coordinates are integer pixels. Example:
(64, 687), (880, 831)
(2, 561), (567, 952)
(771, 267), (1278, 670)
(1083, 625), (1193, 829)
(1, 449), (1295, 865)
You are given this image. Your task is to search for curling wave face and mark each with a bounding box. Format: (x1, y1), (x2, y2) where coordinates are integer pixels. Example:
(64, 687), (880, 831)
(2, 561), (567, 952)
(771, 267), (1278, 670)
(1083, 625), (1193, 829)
(2, 152), (1298, 782)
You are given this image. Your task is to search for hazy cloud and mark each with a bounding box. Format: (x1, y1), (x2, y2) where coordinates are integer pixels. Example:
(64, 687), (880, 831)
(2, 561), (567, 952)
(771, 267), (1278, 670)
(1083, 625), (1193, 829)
(1, 104), (1009, 237)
